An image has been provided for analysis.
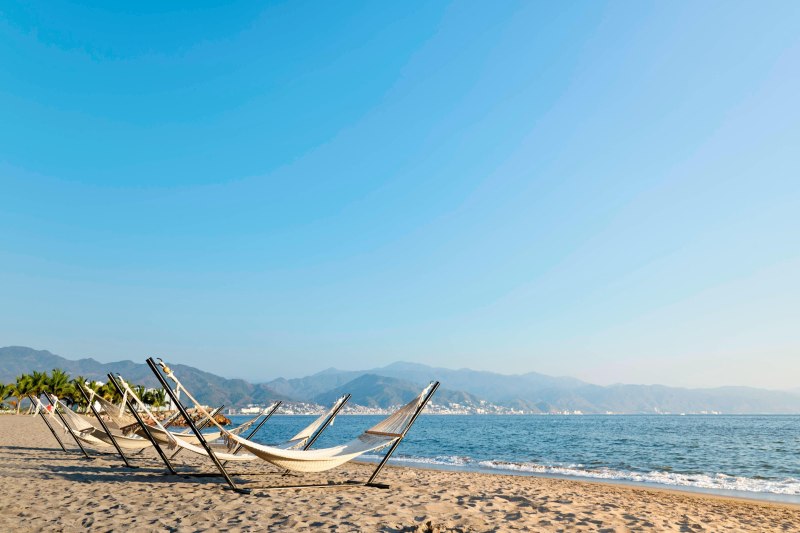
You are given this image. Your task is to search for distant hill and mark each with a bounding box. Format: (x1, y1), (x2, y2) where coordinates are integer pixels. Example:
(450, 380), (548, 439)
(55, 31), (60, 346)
(3, 346), (800, 413)
(313, 374), (481, 408)
(267, 368), (365, 401)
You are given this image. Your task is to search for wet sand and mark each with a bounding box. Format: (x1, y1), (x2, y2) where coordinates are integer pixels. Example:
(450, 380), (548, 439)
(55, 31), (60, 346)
(1, 414), (798, 532)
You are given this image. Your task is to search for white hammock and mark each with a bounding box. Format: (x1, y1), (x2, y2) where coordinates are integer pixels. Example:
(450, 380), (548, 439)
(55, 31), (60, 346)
(146, 395), (348, 462)
(97, 378), (263, 446)
(111, 375), (274, 461)
(40, 396), (153, 451)
(92, 392), (222, 444)
(90, 392), (138, 431)
(223, 386), (433, 472)
(156, 358), (437, 473)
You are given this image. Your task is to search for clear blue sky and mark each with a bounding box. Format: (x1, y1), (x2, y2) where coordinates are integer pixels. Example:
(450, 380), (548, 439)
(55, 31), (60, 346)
(2, 1), (798, 388)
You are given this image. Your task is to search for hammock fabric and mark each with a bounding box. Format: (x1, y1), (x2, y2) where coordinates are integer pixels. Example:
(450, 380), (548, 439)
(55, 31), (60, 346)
(42, 397), (153, 451)
(94, 389), (243, 446)
(92, 393), (139, 431)
(110, 375), (273, 460)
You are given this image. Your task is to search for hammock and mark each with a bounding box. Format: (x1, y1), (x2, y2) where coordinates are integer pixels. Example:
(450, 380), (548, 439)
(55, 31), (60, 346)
(94, 386), (231, 445)
(116, 373), (350, 463)
(40, 396), (153, 451)
(224, 385), (435, 472)
(144, 409), (261, 448)
(151, 396), (349, 462)
(91, 392), (139, 431)
(156, 358), (438, 473)
(111, 376), (274, 461)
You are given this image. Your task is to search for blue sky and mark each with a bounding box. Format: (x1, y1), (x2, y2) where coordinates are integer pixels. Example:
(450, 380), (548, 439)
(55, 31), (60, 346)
(1, 1), (798, 388)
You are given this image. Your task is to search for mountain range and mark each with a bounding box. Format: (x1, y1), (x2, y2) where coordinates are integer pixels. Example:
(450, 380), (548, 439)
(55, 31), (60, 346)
(3, 346), (800, 414)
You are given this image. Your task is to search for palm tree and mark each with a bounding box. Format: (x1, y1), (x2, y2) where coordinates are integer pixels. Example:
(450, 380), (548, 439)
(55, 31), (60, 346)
(70, 376), (94, 412)
(30, 370), (49, 394)
(142, 389), (154, 406)
(25, 371), (52, 413)
(99, 380), (121, 402)
(0, 383), (13, 409)
(49, 368), (73, 408)
(149, 388), (167, 410)
(13, 374), (33, 414)
(133, 385), (147, 404)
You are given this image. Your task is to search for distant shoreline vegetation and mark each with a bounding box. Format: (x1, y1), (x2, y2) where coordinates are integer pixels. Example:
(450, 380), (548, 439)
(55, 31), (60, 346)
(0, 368), (167, 415)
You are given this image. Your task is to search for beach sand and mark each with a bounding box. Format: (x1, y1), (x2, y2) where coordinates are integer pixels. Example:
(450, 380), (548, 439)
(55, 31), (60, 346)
(1, 415), (798, 532)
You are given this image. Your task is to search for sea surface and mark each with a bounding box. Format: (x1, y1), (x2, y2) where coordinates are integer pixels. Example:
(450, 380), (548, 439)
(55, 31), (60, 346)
(229, 414), (800, 503)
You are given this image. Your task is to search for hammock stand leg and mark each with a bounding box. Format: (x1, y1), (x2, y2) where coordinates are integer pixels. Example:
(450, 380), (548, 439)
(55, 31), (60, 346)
(45, 394), (92, 460)
(77, 385), (136, 468)
(28, 394), (68, 453)
(169, 404), (225, 460)
(365, 381), (440, 488)
(222, 400), (282, 467)
(107, 374), (177, 475)
(146, 357), (249, 494)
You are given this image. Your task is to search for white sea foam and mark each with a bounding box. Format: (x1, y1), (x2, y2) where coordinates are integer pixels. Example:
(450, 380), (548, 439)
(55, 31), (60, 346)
(363, 453), (800, 496)
(363, 453), (471, 467)
(476, 460), (800, 495)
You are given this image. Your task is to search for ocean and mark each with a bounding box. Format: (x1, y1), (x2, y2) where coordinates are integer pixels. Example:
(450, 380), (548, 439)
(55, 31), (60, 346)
(229, 414), (800, 503)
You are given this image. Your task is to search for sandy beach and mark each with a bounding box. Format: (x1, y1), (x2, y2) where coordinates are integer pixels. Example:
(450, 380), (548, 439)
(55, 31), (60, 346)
(1, 415), (798, 532)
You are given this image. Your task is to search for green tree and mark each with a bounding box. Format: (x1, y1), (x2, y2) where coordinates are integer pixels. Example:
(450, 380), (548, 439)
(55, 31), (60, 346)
(12, 374), (33, 414)
(99, 380), (121, 402)
(133, 385), (147, 404)
(149, 388), (167, 410)
(0, 383), (13, 409)
(69, 376), (94, 412)
(49, 368), (72, 397)
(30, 370), (50, 395)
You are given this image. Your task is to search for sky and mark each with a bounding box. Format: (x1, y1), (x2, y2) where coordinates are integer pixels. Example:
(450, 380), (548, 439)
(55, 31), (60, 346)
(1, 1), (799, 389)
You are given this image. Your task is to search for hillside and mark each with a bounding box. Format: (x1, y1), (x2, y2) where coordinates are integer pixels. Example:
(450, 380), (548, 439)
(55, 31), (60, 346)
(3, 346), (800, 413)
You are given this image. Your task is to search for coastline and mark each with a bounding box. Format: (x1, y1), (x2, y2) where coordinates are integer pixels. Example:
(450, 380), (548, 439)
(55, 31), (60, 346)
(2, 415), (798, 531)
(355, 456), (800, 506)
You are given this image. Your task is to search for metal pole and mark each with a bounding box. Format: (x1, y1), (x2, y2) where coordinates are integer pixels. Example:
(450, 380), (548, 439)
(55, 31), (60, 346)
(162, 409), (184, 429)
(107, 374), (177, 475)
(146, 357), (248, 494)
(77, 385), (135, 468)
(278, 394), (352, 477)
(28, 394), (67, 452)
(366, 382), (439, 487)
(169, 404), (224, 460)
(304, 394), (350, 451)
(45, 394), (92, 459)
(222, 401), (282, 467)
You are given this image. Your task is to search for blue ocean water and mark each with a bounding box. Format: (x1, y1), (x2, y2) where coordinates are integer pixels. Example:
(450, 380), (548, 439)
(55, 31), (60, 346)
(229, 414), (800, 502)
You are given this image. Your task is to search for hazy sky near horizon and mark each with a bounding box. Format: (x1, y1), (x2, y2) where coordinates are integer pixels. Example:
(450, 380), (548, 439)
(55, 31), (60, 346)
(2, 2), (799, 388)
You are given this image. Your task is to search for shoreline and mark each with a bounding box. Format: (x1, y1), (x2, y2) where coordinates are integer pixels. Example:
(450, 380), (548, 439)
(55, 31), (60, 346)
(2, 414), (799, 531)
(354, 457), (800, 506)
(359, 459), (800, 507)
